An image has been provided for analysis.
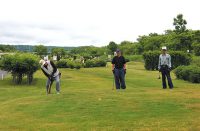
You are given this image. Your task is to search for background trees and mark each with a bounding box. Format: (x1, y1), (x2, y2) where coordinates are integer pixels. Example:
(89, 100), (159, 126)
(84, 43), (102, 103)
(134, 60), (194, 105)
(51, 48), (66, 61)
(33, 45), (48, 57)
(173, 14), (187, 34)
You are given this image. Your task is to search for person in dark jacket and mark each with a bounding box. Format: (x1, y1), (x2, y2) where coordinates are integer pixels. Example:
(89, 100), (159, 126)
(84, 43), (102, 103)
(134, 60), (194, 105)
(39, 59), (61, 94)
(112, 49), (126, 90)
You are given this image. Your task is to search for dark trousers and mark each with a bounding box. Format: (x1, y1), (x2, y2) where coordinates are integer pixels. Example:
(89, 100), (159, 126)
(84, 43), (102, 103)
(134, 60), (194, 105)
(160, 66), (173, 89)
(114, 68), (126, 89)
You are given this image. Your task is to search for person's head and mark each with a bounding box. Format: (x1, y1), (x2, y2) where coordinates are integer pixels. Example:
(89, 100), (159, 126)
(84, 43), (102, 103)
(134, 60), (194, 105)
(116, 49), (122, 57)
(39, 59), (48, 66)
(161, 46), (167, 54)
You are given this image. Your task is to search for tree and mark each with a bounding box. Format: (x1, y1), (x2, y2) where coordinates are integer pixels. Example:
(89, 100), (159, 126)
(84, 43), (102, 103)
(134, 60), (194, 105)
(33, 45), (47, 57)
(107, 41), (118, 54)
(51, 48), (66, 61)
(0, 53), (39, 84)
(0, 45), (16, 52)
(173, 14), (187, 33)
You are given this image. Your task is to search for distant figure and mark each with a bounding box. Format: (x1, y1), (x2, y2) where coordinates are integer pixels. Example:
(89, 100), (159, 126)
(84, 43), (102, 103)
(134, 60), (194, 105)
(158, 46), (174, 89)
(112, 49), (126, 90)
(39, 59), (61, 94)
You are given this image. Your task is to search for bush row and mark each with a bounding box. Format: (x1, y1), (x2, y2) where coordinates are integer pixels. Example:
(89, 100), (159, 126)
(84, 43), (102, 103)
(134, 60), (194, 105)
(174, 65), (200, 83)
(84, 59), (107, 68)
(143, 51), (192, 70)
(56, 59), (107, 69)
(56, 59), (82, 69)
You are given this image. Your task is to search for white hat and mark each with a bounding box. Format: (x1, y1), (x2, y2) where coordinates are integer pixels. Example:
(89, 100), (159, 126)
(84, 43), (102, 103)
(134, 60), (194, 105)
(39, 59), (45, 65)
(44, 57), (48, 61)
(161, 46), (167, 50)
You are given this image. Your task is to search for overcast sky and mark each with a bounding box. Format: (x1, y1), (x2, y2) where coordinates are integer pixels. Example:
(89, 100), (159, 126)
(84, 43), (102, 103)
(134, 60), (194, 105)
(0, 0), (199, 47)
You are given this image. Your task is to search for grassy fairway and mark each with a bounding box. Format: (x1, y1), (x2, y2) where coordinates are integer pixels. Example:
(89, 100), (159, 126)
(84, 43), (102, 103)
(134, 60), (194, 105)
(0, 62), (200, 131)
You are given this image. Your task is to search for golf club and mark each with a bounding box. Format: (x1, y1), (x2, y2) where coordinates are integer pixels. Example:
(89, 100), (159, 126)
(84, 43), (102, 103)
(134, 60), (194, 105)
(112, 75), (115, 90)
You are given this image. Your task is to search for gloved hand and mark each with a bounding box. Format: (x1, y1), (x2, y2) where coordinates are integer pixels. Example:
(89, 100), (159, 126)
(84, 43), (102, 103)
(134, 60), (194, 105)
(124, 69), (126, 74)
(168, 67), (172, 71)
(49, 75), (54, 81)
(112, 70), (115, 74)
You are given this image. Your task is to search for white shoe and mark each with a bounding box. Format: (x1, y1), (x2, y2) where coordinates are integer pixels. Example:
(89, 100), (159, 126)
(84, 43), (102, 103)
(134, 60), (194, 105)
(57, 92), (60, 94)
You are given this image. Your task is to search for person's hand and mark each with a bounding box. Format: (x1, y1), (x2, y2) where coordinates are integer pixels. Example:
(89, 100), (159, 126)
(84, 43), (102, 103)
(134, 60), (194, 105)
(112, 70), (115, 74)
(50, 75), (54, 81)
(158, 69), (161, 72)
(168, 67), (172, 71)
(124, 69), (126, 74)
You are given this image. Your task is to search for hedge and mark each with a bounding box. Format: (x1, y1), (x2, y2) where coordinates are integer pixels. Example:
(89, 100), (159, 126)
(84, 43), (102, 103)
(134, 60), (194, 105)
(56, 59), (82, 69)
(174, 65), (200, 83)
(0, 53), (39, 84)
(84, 59), (106, 68)
(143, 51), (192, 70)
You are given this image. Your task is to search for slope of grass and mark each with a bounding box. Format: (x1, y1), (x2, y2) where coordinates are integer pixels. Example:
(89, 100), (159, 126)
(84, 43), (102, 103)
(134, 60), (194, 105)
(0, 62), (200, 131)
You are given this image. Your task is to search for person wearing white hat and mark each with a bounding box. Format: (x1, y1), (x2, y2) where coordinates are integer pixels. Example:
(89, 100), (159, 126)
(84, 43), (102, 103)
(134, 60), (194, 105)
(39, 59), (61, 94)
(158, 46), (174, 89)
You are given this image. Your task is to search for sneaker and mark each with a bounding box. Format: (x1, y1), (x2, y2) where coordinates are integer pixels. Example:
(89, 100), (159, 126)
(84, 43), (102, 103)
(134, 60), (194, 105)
(57, 92), (60, 94)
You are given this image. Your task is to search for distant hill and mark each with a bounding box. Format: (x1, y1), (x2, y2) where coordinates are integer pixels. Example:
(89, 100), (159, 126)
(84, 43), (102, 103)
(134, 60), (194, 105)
(12, 45), (75, 53)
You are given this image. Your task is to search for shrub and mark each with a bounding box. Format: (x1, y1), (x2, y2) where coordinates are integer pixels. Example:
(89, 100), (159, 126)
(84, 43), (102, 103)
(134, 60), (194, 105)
(143, 51), (160, 70)
(191, 56), (200, 67)
(174, 65), (200, 83)
(56, 59), (68, 68)
(192, 42), (200, 56)
(0, 53), (39, 84)
(143, 51), (192, 70)
(85, 59), (106, 68)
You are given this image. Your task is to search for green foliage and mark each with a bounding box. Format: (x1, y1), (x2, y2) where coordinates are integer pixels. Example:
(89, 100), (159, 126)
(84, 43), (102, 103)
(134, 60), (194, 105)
(33, 45), (47, 57)
(174, 65), (200, 83)
(85, 59), (106, 68)
(143, 51), (191, 70)
(137, 34), (166, 51)
(173, 14), (187, 33)
(56, 59), (68, 68)
(166, 32), (193, 51)
(70, 46), (105, 59)
(143, 51), (160, 70)
(125, 55), (143, 62)
(192, 42), (200, 56)
(51, 47), (66, 61)
(191, 56), (200, 67)
(0, 53), (39, 84)
(56, 59), (82, 69)
(107, 41), (118, 54)
(0, 45), (16, 52)
(118, 41), (143, 55)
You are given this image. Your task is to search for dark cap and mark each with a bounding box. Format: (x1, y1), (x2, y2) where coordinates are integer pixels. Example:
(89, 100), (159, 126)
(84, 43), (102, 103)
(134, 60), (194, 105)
(116, 49), (121, 53)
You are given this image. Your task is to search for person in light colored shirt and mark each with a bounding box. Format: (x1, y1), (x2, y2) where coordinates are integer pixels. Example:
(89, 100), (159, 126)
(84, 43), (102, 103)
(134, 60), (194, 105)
(158, 46), (174, 89)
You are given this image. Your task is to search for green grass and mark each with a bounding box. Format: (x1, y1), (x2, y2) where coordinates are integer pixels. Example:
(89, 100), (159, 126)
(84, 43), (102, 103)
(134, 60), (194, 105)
(0, 62), (200, 131)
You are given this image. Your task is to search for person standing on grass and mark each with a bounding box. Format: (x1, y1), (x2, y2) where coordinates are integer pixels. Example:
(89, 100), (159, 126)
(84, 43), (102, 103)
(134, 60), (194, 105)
(158, 46), (174, 89)
(39, 59), (61, 94)
(112, 49), (127, 90)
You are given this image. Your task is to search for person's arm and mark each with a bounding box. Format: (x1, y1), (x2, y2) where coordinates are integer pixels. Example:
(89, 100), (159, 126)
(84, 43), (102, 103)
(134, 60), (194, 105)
(111, 57), (115, 73)
(123, 64), (126, 70)
(112, 64), (115, 71)
(158, 55), (161, 70)
(50, 61), (57, 75)
(41, 68), (50, 78)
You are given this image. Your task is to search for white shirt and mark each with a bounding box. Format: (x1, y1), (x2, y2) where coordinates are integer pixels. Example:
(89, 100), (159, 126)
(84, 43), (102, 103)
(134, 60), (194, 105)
(158, 54), (171, 69)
